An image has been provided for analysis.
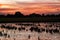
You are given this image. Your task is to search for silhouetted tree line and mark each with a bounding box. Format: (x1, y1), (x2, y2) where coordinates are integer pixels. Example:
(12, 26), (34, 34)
(0, 11), (60, 18)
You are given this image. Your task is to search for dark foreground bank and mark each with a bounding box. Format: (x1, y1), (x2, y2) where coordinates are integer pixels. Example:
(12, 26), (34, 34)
(0, 17), (60, 23)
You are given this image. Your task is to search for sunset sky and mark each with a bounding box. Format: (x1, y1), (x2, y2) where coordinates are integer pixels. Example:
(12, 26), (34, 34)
(0, 0), (60, 15)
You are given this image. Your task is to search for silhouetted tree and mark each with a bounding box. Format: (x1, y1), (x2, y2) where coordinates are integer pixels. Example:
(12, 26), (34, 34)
(42, 14), (45, 17)
(28, 13), (41, 17)
(0, 15), (5, 18)
(15, 11), (24, 17)
(6, 14), (14, 18)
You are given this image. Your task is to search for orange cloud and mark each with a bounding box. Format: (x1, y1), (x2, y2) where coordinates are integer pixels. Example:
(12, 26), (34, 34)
(0, 3), (60, 15)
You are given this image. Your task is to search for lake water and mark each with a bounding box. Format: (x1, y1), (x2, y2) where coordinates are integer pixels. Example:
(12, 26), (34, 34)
(0, 22), (60, 40)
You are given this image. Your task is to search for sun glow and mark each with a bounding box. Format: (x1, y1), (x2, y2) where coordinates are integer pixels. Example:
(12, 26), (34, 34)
(0, 5), (11, 8)
(0, 4), (18, 9)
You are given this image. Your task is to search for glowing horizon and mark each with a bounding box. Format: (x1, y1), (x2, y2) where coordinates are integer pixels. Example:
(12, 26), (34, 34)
(0, 0), (60, 15)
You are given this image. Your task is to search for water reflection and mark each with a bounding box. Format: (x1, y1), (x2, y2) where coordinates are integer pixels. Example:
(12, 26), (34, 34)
(0, 22), (60, 40)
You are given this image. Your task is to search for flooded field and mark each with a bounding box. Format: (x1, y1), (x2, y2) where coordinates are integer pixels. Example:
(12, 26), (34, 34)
(0, 22), (60, 40)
